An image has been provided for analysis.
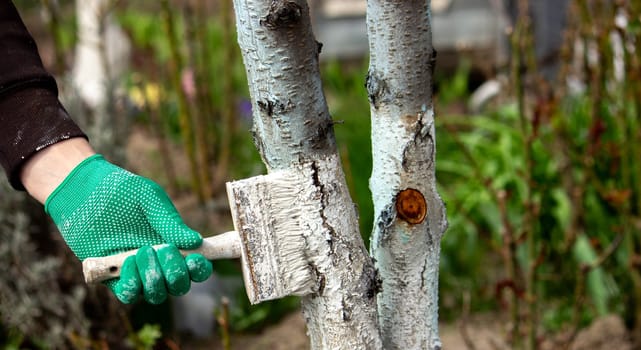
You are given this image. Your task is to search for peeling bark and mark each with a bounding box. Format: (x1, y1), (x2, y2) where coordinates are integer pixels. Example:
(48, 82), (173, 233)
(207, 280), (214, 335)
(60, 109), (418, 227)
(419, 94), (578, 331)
(366, 1), (448, 349)
(232, 1), (382, 348)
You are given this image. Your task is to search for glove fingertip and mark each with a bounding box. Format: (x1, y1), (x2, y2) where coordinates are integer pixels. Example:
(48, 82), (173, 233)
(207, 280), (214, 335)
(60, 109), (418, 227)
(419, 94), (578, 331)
(111, 256), (142, 304)
(157, 244), (191, 297)
(186, 254), (213, 282)
(136, 246), (168, 305)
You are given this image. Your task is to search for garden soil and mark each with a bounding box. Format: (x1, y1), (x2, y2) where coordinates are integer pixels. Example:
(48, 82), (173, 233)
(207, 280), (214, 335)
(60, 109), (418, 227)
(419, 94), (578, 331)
(180, 311), (634, 350)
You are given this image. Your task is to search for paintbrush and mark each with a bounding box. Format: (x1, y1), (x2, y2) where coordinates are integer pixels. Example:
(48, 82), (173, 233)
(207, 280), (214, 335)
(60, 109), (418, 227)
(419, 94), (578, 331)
(82, 167), (320, 304)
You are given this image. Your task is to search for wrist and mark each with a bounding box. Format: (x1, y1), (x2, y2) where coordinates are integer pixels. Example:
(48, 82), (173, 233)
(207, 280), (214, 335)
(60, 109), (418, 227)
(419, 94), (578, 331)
(21, 138), (96, 204)
(44, 154), (121, 220)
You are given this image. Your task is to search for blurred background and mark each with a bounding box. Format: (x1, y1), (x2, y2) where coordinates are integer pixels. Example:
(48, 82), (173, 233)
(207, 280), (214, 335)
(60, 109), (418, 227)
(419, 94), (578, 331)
(1, 0), (640, 349)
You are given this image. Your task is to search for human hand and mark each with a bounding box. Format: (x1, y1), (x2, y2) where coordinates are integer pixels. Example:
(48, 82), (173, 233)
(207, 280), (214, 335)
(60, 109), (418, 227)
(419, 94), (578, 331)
(43, 154), (212, 304)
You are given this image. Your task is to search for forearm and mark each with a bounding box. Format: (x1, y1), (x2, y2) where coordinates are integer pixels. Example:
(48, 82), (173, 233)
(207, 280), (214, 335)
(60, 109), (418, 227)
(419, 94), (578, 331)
(0, 0), (87, 190)
(20, 138), (96, 204)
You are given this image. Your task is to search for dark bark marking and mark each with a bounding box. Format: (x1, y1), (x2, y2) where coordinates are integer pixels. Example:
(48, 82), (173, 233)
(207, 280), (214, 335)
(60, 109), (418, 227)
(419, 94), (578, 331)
(257, 98), (293, 117)
(377, 204), (395, 232)
(257, 100), (274, 116)
(341, 298), (353, 321)
(312, 264), (326, 296)
(362, 265), (382, 299)
(375, 203), (396, 247)
(401, 117), (435, 172)
(420, 260), (428, 290)
(365, 70), (391, 109)
(309, 119), (333, 150)
(420, 47), (437, 113)
(429, 47), (438, 78)
(250, 129), (267, 161)
(310, 161), (322, 189)
(316, 40), (323, 56)
(310, 161), (337, 256)
(260, 1), (303, 29)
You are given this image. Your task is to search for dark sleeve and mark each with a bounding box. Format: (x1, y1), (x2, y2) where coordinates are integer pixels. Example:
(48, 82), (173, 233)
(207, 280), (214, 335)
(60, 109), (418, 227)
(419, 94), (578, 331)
(0, 0), (86, 190)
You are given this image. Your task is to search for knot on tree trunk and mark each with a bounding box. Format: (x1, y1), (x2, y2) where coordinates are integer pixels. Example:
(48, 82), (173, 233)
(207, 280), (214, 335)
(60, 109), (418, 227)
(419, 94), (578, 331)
(261, 0), (302, 29)
(396, 188), (427, 224)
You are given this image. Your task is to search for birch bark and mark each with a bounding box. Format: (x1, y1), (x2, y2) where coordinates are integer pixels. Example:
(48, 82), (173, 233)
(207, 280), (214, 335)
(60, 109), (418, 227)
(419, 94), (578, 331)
(366, 1), (448, 349)
(231, 1), (382, 349)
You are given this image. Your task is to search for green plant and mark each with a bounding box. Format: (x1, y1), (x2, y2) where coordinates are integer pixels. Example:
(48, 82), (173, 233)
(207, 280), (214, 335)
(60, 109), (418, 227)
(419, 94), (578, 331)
(0, 180), (89, 349)
(118, 4), (256, 199)
(127, 324), (162, 350)
(436, 1), (641, 348)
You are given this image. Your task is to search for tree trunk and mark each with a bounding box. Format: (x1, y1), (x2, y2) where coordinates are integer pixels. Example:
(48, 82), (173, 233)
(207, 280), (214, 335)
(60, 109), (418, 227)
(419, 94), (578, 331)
(71, 0), (130, 162)
(366, 1), (447, 349)
(231, 1), (382, 349)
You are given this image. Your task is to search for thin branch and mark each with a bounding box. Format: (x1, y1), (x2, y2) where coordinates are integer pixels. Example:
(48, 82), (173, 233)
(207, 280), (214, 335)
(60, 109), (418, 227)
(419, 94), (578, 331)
(563, 233), (624, 349)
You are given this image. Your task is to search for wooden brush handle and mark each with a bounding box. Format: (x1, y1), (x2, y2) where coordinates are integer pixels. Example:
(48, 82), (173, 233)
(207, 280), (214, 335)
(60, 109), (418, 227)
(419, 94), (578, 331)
(82, 231), (242, 284)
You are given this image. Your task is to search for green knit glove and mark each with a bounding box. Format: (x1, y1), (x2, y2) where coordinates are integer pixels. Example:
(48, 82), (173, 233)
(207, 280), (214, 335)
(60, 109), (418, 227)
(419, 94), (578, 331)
(45, 154), (213, 304)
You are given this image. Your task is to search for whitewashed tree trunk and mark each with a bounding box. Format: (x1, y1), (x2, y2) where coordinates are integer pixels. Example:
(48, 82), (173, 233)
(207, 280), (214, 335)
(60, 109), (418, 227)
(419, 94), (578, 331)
(231, 1), (382, 349)
(366, 1), (447, 349)
(71, 0), (130, 161)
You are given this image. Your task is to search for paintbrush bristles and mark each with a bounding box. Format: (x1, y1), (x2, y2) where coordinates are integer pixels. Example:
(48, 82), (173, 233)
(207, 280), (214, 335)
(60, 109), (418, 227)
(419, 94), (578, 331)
(226, 165), (320, 304)
(266, 173), (320, 295)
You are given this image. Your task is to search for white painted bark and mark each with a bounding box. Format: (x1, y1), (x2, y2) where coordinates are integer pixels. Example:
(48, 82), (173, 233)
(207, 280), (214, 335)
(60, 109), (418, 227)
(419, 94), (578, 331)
(73, 0), (129, 109)
(366, 1), (448, 349)
(71, 0), (130, 161)
(231, 1), (382, 349)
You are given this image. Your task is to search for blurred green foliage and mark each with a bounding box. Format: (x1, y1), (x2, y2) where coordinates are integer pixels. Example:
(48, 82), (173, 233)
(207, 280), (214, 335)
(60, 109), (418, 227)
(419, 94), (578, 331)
(128, 324), (162, 350)
(435, 99), (622, 324)
(435, 4), (641, 348)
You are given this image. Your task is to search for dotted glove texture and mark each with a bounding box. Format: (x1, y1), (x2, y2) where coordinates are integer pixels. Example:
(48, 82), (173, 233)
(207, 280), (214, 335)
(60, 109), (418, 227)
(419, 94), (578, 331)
(45, 155), (212, 304)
